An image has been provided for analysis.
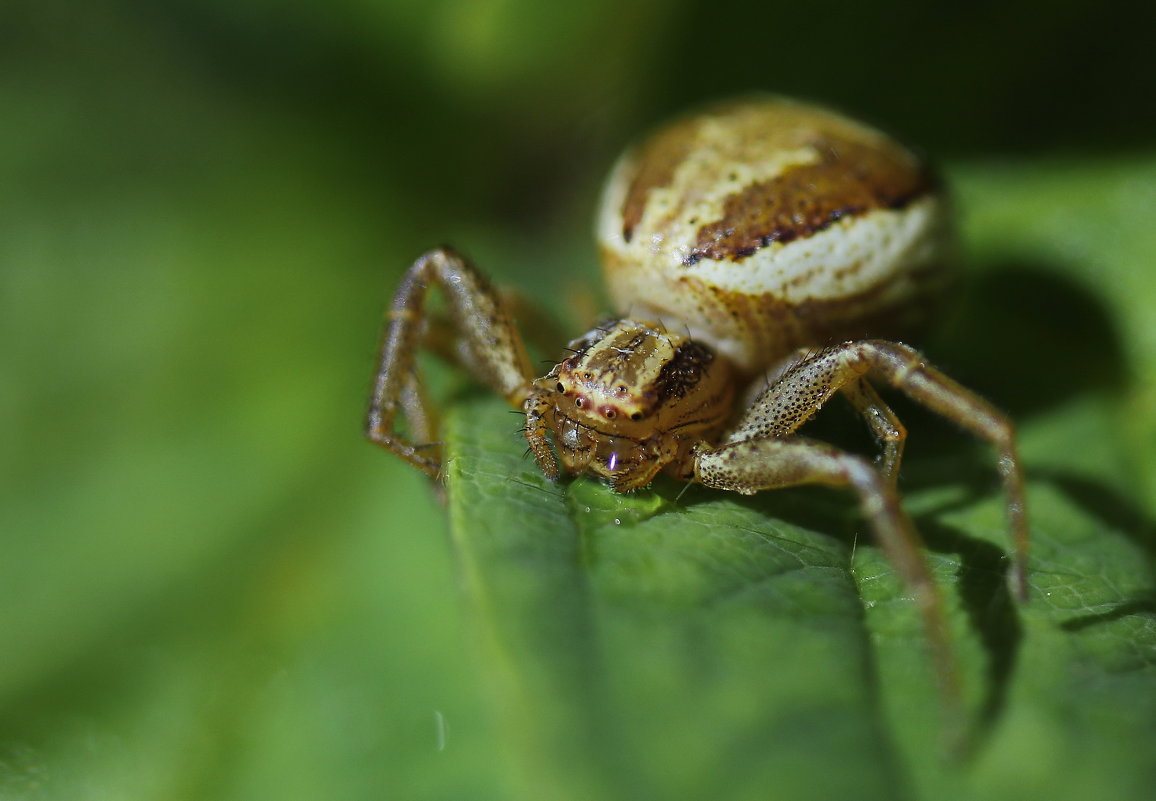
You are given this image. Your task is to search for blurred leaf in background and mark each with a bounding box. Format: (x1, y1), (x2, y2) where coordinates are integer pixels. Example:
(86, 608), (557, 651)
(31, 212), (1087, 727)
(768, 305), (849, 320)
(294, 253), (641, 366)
(1, 0), (1153, 799)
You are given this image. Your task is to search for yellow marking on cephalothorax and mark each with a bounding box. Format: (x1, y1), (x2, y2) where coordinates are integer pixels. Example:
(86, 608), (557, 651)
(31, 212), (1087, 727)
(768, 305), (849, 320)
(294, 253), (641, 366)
(575, 322), (678, 398)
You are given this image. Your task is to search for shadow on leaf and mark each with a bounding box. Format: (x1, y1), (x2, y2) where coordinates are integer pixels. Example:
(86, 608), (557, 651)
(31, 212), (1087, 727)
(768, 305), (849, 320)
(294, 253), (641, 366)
(931, 259), (1129, 416)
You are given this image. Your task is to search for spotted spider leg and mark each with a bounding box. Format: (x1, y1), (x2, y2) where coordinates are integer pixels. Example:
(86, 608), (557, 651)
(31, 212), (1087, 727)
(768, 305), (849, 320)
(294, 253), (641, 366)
(696, 340), (1028, 594)
(365, 247), (536, 477)
(691, 339), (1030, 713)
(749, 349), (907, 487)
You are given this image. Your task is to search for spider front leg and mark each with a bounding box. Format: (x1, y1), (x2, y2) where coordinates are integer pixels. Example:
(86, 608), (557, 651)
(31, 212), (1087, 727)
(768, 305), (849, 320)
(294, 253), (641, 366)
(692, 435), (960, 711)
(718, 340), (1030, 600)
(761, 350), (908, 484)
(365, 247), (536, 477)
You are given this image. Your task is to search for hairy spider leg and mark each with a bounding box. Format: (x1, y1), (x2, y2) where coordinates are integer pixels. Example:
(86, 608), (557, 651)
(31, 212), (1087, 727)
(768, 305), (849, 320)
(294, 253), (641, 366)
(365, 247), (536, 477)
(706, 340), (1029, 599)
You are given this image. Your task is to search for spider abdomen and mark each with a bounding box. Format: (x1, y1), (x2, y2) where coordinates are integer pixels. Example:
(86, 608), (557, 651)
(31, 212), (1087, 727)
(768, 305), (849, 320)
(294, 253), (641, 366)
(596, 96), (954, 373)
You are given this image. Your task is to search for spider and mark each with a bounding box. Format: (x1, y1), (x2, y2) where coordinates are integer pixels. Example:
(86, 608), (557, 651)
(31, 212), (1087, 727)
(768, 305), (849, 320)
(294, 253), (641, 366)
(365, 96), (1029, 712)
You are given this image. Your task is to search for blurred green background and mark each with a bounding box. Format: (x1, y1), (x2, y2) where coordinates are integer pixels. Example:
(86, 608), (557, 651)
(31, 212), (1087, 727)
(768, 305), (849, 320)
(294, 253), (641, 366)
(2, 1), (1155, 799)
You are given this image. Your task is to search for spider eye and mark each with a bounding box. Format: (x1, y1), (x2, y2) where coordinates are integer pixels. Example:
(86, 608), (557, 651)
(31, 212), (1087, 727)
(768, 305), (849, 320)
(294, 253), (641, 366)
(630, 412), (643, 421)
(555, 382), (565, 393)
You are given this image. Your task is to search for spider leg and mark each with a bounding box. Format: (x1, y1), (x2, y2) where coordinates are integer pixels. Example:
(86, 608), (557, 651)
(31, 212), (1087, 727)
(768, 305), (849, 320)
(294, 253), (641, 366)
(398, 367), (434, 448)
(725, 339), (1029, 600)
(693, 436), (961, 716)
(365, 247), (536, 477)
(843, 378), (906, 486)
(851, 341), (1029, 601)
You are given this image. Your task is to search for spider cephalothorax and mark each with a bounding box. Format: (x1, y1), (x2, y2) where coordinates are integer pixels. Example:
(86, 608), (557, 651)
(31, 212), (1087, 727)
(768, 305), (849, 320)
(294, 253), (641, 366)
(523, 319), (734, 491)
